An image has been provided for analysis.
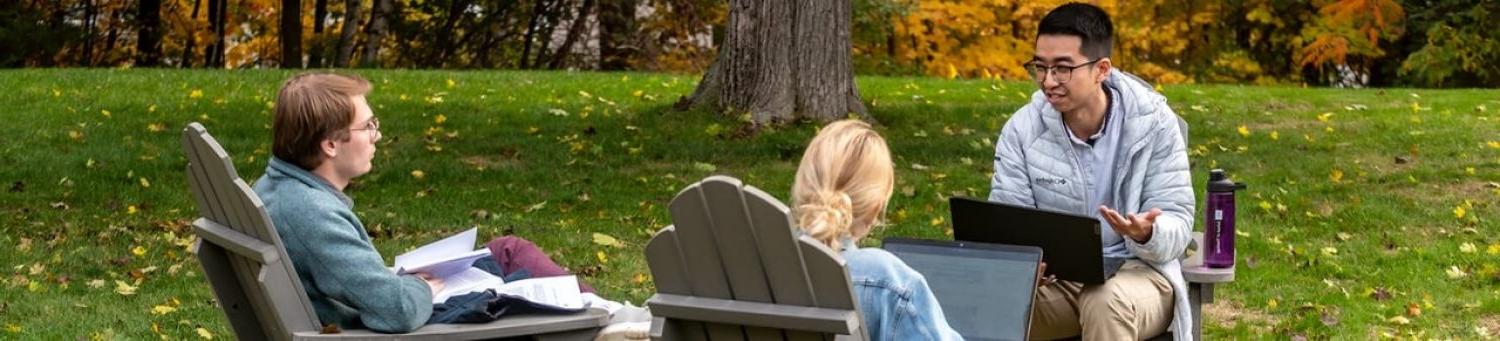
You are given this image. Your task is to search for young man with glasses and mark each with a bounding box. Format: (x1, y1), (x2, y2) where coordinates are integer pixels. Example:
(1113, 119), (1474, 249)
(252, 73), (650, 337)
(988, 3), (1195, 340)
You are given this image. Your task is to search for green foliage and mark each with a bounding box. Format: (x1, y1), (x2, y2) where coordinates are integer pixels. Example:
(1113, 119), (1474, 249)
(1399, 4), (1500, 87)
(0, 3), (82, 67)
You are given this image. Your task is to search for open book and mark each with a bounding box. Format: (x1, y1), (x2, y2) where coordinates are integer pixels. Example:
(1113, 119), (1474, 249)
(393, 228), (493, 278)
(393, 228), (585, 308)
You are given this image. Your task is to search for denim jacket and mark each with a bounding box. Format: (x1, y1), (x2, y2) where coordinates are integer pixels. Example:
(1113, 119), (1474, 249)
(842, 240), (964, 340)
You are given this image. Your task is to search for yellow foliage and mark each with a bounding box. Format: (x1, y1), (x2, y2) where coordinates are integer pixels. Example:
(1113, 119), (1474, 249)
(892, 0), (1064, 80)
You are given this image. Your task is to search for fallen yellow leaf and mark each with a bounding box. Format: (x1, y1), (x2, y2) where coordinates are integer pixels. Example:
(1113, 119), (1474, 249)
(1330, 169), (1344, 183)
(410, 170), (425, 180)
(189, 89), (203, 99)
(114, 280), (138, 295)
(434, 114), (447, 125)
(1237, 125), (1250, 137)
(595, 250), (608, 263)
(150, 305), (177, 315)
(592, 233), (623, 248)
(1460, 242), (1477, 253)
(196, 327), (214, 339)
(131, 245), (147, 257)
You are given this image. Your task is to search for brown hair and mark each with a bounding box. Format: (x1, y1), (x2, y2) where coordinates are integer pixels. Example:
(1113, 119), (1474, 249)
(272, 72), (371, 170)
(791, 119), (895, 250)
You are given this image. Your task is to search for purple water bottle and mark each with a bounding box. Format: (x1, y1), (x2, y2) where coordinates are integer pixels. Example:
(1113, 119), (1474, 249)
(1204, 169), (1245, 268)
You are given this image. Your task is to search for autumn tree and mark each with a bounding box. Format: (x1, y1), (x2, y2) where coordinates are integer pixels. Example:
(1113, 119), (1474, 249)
(1295, 0), (1405, 86)
(678, 0), (866, 124)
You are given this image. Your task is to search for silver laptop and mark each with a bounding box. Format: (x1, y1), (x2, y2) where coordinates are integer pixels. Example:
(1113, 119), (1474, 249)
(883, 237), (1041, 341)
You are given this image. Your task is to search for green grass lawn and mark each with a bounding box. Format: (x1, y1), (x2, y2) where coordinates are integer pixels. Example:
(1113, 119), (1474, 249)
(1, 69), (1496, 339)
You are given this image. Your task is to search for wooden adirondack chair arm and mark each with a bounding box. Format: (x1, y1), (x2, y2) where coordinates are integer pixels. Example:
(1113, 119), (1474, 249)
(193, 218), (280, 264)
(647, 293), (860, 335)
(287, 308), (609, 340)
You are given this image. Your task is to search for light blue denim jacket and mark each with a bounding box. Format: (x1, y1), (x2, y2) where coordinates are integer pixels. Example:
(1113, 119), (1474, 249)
(842, 240), (964, 341)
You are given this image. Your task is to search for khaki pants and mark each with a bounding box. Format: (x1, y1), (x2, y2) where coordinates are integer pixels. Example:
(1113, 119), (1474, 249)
(1028, 260), (1174, 341)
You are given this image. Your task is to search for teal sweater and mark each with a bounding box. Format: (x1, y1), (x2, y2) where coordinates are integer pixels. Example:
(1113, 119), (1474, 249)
(253, 157), (432, 333)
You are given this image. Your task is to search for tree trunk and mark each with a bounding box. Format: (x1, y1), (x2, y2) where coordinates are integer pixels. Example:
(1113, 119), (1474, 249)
(281, 0), (303, 68)
(136, 0), (163, 66)
(203, 0), (218, 66)
(597, 0), (635, 70)
(519, 0), (548, 68)
(679, 0), (865, 124)
(334, 0), (361, 67)
(361, 0), (391, 68)
(180, 0), (201, 67)
(82, 0), (97, 66)
(206, 0), (227, 67)
(548, 0), (594, 69)
(429, 0), (471, 68)
(309, 0), (327, 68)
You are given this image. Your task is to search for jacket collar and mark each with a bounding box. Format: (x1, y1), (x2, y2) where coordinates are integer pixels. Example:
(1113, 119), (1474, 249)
(266, 157), (354, 208)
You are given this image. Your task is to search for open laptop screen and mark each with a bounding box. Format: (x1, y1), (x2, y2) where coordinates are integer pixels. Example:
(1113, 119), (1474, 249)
(883, 238), (1040, 341)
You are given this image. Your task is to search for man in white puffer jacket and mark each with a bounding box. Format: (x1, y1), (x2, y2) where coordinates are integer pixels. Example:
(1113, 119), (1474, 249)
(988, 3), (1195, 341)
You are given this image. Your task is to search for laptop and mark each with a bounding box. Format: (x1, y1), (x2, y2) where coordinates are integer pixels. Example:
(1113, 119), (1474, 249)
(949, 197), (1127, 285)
(883, 237), (1041, 341)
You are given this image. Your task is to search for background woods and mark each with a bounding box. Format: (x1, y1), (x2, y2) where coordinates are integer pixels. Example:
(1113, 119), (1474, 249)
(5, 0), (1497, 87)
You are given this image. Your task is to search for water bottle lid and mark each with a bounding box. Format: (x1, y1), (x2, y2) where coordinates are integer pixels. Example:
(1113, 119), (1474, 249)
(1208, 169), (1246, 192)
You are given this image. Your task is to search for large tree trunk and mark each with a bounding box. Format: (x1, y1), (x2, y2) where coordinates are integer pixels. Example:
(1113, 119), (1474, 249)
(596, 0), (635, 70)
(334, 0), (361, 67)
(360, 0), (391, 67)
(679, 0), (865, 124)
(280, 0), (303, 68)
(135, 0), (163, 66)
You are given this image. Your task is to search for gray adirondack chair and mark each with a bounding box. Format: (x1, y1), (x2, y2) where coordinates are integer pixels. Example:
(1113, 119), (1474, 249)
(181, 122), (608, 340)
(644, 176), (867, 340)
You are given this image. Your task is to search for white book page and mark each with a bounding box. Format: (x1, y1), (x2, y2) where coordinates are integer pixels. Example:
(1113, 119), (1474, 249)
(496, 275), (585, 309)
(394, 228), (484, 276)
(431, 267), (506, 304)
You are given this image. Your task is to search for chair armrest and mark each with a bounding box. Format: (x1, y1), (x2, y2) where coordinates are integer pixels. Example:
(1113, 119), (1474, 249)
(647, 293), (860, 335)
(193, 218), (279, 264)
(292, 308), (609, 340)
(1183, 265), (1235, 283)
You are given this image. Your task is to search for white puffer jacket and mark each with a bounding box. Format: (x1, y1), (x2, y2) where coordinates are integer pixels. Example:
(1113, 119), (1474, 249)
(989, 69), (1196, 341)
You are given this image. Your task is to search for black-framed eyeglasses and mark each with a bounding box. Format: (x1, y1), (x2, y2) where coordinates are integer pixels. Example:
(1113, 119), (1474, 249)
(1024, 59), (1101, 84)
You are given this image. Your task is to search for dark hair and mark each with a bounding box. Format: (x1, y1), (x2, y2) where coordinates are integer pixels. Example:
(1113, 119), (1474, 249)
(1037, 2), (1114, 60)
(272, 72), (371, 170)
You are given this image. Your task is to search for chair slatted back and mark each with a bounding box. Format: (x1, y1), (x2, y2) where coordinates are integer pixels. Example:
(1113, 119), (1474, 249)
(182, 123), (320, 340)
(645, 176), (866, 340)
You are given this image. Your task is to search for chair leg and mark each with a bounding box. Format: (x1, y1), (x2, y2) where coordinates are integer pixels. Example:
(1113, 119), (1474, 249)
(1188, 283), (1214, 340)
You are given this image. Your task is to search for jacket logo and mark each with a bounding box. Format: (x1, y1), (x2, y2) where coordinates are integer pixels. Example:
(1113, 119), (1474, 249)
(1036, 178), (1068, 186)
